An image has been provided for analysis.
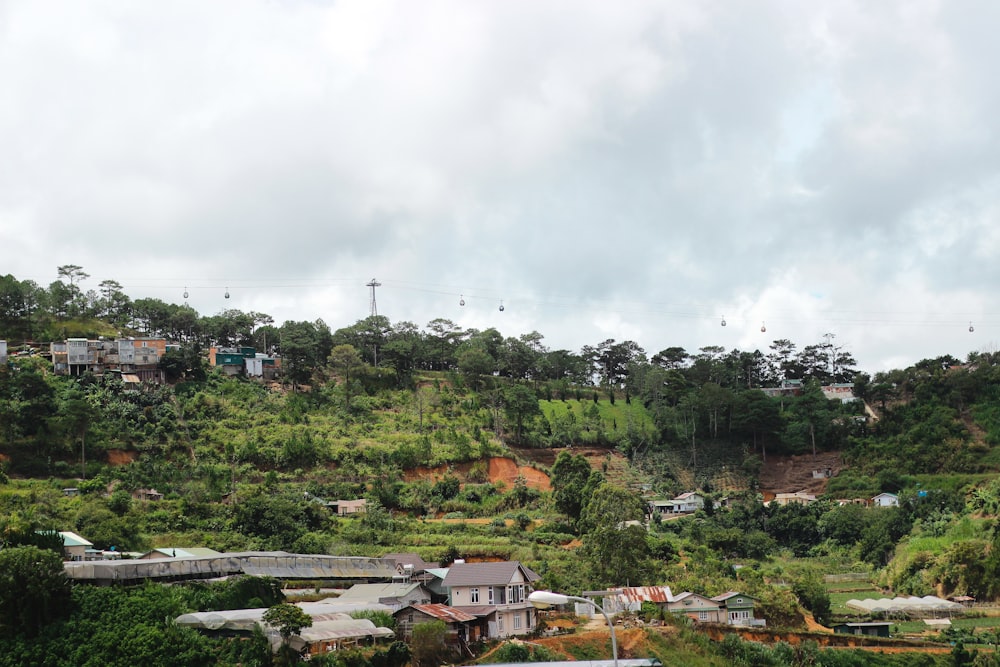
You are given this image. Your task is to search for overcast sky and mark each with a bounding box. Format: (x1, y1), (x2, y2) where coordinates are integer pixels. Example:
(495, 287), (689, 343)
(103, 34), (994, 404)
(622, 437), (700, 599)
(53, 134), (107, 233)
(2, 1), (999, 373)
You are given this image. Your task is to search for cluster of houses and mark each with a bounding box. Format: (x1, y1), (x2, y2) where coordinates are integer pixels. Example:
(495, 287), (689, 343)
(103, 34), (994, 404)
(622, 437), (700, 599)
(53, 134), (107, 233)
(647, 490), (902, 519)
(768, 491), (900, 508)
(0, 337), (281, 384)
(581, 586), (761, 627)
(247, 556), (760, 659)
(48, 535), (762, 659)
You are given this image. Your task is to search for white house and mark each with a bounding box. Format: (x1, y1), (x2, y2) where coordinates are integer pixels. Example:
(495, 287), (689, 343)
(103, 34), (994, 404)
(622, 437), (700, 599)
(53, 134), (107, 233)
(871, 492), (899, 507)
(442, 561), (540, 638)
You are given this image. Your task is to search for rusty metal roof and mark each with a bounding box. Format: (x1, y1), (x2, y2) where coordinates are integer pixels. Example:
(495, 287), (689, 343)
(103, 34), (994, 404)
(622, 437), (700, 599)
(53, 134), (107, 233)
(614, 586), (675, 604)
(406, 604), (477, 623)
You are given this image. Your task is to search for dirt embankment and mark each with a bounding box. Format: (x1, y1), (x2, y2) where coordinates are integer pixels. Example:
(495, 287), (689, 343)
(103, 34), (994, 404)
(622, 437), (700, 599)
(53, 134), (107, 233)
(106, 449), (138, 465)
(757, 451), (844, 495)
(402, 456), (551, 491)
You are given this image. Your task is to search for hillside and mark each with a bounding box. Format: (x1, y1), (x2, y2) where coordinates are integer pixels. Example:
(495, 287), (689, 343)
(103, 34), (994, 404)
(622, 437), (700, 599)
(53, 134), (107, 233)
(757, 452), (845, 495)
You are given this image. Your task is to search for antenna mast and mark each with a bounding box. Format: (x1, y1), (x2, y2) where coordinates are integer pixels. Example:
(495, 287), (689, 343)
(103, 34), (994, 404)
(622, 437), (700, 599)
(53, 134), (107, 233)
(366, 278), (381, 317)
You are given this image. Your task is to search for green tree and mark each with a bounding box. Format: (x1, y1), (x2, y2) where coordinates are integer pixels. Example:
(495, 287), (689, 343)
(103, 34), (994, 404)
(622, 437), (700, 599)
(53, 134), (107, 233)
(264, 602), (312, 665)
(503, 383), (540, 445)
(329, 344), (366, 408)
(0, 545), (72, 638)
(410, 620), (449, 667)
(580, 484), (652, 585)
(550, 452), (593, 521)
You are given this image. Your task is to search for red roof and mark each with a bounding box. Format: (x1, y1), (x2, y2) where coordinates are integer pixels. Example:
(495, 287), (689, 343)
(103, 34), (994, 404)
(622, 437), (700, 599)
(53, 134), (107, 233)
(409, 604), (477, 623)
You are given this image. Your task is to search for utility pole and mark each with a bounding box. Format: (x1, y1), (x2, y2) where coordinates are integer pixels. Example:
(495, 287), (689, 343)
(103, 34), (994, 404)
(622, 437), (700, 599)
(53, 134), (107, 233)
(366, 278), (381, 318)
(366, 278), (382, 366)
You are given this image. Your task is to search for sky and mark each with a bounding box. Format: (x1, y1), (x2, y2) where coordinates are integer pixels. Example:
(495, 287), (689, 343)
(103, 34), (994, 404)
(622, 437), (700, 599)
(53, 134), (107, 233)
(2, 0), (999, 374)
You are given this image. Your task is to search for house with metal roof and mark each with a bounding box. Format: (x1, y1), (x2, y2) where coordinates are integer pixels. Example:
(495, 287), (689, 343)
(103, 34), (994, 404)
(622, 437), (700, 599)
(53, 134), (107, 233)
(770, 491), (817, 507)
(665, 592), (724, 624)
(443, 561), (541, 639)
(833, 621), (891, 638)
(59, 531), (93, 561)
(871, 492), (899, 507)
(139, 547), (222, 559)
(711, 592), (762, 626)
(384, 552), (441, 576)
(336, 582), (432, 611)
(395, 603), (482, 650)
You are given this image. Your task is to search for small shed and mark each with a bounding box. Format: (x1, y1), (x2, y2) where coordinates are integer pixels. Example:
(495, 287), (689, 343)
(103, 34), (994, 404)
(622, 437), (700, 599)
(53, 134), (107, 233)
(834, 622), (892, 638)
(394, 603), (480, 644)
(133, 488), (164, 502)
(330, 499), (367, 515)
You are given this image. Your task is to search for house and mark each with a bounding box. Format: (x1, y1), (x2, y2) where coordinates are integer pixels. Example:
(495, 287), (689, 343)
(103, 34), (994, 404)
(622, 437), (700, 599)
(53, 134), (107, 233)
(58, 531), (93, 561)
(62, 487), (80, 497)
(647, 499), (677, 518)
(383, 552), (440, 578)
(590, 586), (673, 615)
(330, 499), (367, 515)
(421, 567), (452, 602)
(133, 488), (164, 502)
(647, 492), (705, 518)
(871, 492), (899, 507)
(672, 492), (705, 513)
(139, 547), (222, 560)
(394, 603), (481, 646)
(822, 383), (857, 403)
(665, 592), (725, 624)
(209, 346), (257, 376)
(442, 560), (540, 638)
(336, 582), (432, 611)
(770, 491), (817, 507)
(833, 622), (891, 638)
(49, 337), (166, 382)
(711, 592), (761, 626)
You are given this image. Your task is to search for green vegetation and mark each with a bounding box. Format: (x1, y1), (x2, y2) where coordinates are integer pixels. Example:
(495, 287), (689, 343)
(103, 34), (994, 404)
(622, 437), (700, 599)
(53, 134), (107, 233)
(8, 268), (1000, 662)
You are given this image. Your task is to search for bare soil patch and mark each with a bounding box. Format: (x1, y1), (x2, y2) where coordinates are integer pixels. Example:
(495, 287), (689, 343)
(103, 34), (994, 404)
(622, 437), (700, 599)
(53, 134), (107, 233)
(757, 451), (844, 495)
(106, 449), (138, 465)
(402, 457), (551, 491)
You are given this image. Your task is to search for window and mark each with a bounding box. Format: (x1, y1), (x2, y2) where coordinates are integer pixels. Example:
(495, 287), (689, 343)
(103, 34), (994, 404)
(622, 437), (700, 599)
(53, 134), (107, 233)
(514, 614), (522, 629)
(498, 615), (504, 632)
(698, 611), (708, 621)
(488, 587), (495, 604)
(470, 587), (480, 603)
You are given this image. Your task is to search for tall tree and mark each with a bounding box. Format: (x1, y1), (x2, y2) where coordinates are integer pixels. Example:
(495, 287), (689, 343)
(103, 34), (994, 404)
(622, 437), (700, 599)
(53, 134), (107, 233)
(328, 344), (365, 408)
(580, 484), (652, 585)
(550, 452), (592, 521)
(503, 384), (540, 445)
(56, 265), (90, 317)
(0, 545), (72, 638)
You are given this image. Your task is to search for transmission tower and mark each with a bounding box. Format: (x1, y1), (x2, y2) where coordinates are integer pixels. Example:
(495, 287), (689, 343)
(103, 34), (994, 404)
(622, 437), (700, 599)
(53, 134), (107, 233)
(366, 278), (381, 317)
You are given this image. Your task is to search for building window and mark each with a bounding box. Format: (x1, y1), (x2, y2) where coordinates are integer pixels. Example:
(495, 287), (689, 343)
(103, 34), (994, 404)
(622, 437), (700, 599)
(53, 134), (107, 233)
(498, 615), (504, 632)
(470, 587), (480, 603)
(699, 611), (708, 621)
(488, 587), (495, 604)
(514, 614), (522, 629)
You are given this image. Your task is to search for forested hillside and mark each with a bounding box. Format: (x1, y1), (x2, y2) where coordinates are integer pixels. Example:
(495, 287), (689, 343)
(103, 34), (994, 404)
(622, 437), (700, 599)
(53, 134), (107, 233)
(4, 268), (1000, 664)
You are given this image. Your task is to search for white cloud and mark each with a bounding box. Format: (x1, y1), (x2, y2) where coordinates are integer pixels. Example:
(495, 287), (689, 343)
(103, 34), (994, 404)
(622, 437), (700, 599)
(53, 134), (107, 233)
(1, 0), (999, 372)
